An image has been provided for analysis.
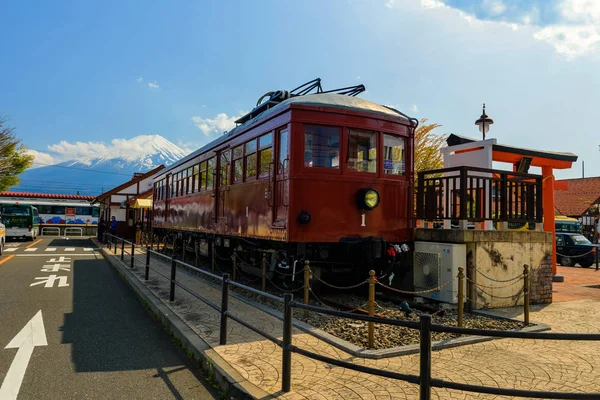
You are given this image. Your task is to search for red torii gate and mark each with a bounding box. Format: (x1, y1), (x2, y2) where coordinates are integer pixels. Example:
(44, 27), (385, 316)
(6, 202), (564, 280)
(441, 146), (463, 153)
(448, 135), (578, 282)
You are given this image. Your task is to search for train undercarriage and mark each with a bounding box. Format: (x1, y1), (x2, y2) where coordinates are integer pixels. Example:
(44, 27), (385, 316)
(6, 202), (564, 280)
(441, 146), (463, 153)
(151, 228), (412, 289)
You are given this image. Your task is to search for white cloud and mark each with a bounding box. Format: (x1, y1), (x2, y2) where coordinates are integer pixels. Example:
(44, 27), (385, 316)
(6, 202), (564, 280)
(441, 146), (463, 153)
(559, 0), (600, 24)
(534, 25), (600, 58)
(385, 0), (396, 8)
(530, 0), (600, 58)
(148, 81), (159, 89)
(416, 0), (600, 58)
(136, 77), (143, 83)
(26, 150), (58, 169)
(191, 112), (247, 136)
(420, 0), (445, 10)
(411, 104), (419, 112)
(482, 0), (506, 17)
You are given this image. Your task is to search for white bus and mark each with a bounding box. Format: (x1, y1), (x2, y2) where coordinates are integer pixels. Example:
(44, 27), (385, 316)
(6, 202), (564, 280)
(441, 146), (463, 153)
(0, 200), (99, 226)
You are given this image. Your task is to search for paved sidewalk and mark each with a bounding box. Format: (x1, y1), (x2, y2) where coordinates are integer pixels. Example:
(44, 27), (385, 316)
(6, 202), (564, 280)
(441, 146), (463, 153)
(105, 243), (600, 400)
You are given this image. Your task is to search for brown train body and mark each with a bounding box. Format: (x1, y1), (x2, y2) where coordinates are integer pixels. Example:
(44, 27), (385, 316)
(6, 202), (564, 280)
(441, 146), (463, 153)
(152, 91), (416, 278)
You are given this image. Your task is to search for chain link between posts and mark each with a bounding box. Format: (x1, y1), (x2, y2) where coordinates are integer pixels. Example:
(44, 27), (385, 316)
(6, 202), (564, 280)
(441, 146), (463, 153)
(313, 276), (369, 290)
(556, 249), (596, 258)
(376, 278), (455, 295)
(466, 277), (522, 290)
(475, 269), (523, 283)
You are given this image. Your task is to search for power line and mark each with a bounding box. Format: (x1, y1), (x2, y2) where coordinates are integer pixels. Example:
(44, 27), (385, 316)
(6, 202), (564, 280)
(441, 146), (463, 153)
(16, 179), (107, 188)
(30, 162), (133, 176)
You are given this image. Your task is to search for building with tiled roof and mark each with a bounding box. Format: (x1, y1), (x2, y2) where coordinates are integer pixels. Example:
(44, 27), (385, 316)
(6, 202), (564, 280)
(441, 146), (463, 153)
(0, 191), (95, 201)
(555, 177), (600, 230)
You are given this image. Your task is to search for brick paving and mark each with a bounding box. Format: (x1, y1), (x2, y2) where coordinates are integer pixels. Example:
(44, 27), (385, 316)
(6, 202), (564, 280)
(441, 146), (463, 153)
(108, 244), (600, 399)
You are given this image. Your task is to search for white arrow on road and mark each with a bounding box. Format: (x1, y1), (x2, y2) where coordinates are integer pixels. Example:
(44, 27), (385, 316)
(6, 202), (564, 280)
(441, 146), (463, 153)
(0, 310), (47, 399)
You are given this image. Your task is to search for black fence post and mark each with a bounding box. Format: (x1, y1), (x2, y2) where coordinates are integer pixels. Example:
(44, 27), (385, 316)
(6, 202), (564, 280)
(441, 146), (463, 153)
(282, 293), (293, 393)
(121, 239), (125, 261)
(219, 273), (230, 345)
(419, 314), (432, 400)
(145, 249), (150, 280)
(102, 232), (106, 245)
(131, 242), (135, 268)
(113, 236), (117, 254)
(169, 258), (176, 302)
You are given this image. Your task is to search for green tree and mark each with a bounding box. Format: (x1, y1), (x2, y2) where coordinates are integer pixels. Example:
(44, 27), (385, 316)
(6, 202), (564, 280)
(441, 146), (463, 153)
(0, 117), (34, 191)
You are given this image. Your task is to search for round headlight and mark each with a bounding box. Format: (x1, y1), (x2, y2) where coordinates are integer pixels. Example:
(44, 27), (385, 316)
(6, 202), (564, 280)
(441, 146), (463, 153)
(356, 188), (380, 210)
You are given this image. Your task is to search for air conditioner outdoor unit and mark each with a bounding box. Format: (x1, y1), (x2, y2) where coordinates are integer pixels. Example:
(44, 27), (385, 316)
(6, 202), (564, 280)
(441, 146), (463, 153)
(413, 241), (466, 304)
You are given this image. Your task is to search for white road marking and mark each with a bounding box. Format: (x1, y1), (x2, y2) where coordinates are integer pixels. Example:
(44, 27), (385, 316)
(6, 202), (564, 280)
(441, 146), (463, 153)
(30, 275), (69, 288)
(41, 264), (70, 272)
(48, 257), (71, 262)
(0, 310), (48, 400)
(16, 254), (98, 257)
(24, 248), (37, 252)
(83, 248), (95, 251)
(3, 248), (17, 252)
(45, 248), (57, 252)
(64, 248), (75, 252)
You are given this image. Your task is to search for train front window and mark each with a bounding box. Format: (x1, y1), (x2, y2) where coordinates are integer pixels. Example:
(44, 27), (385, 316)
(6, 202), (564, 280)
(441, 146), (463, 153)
(383, 134), (405, 176)
(347, 129), (377, 173)
(304, 125), (339, 168)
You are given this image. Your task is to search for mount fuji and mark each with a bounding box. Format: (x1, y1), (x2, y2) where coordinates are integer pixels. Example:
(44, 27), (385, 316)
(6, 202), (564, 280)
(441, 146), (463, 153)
(12, 135), (189, 196)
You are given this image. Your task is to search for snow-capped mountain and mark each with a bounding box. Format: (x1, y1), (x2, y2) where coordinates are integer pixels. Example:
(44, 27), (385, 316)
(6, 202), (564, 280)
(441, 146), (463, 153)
(11, 135), (189, 196)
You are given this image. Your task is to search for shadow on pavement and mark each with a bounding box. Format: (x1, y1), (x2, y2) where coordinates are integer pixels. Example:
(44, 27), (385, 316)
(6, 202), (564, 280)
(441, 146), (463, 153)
(46, 238), (96, 247)
(60, 258), (201, 384)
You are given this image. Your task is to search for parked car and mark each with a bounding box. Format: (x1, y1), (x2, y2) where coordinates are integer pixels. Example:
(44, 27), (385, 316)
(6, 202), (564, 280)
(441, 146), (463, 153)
(556, 233), (599, 268)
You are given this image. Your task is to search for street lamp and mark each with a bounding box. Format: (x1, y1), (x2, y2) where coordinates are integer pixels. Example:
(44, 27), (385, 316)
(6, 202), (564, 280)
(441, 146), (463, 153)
(475, 103), (494, 140)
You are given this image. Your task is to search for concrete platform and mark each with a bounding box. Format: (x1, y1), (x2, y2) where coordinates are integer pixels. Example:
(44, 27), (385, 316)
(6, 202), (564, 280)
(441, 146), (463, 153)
(96, 239), (600, 399)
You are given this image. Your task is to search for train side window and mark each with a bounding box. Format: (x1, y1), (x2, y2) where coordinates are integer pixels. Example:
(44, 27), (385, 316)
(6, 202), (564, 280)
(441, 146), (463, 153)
(207, 157), (215, 190)
(245, 140), (257, 181)
(259, 132), (273, 178)
(193, 165), (199, 192)
(220, 152), (230, 186)
(383, 134), (405, 176)
(187, 167), (193, 194)
(180, 172), (185, 196)
(232, 145), (243, 183)
(200, 161), (207, 190)
(347, 129), (377, 173)
(304, 125), (340, 168)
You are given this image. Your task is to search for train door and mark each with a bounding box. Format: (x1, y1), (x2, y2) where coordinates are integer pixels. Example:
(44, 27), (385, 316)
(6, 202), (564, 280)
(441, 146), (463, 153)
(273, 128), (289, 227)
(216, 150), (230, 231)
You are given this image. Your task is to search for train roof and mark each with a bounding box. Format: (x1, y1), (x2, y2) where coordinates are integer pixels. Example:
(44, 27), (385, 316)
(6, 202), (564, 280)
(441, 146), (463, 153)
(158, 93), (415, 178)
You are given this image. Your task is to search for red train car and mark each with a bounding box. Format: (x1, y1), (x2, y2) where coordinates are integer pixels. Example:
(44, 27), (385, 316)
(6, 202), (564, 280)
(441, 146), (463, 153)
(152, 79), (417, 280)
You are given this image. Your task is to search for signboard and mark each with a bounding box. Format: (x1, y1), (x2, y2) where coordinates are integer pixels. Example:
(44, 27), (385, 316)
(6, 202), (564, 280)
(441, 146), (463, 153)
(66, 208), (75, 217)
(384, 159), (394, 170)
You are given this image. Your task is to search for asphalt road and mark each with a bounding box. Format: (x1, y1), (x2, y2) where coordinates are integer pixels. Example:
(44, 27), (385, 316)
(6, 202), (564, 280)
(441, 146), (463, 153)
(0, 237), (220, 400)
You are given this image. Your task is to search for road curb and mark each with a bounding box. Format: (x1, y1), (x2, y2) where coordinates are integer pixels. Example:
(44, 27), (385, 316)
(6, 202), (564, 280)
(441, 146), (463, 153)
(91, 239), (269, 400)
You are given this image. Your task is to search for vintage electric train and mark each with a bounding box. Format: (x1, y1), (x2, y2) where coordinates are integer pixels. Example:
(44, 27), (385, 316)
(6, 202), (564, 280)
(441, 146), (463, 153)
(152, 79), (417, 281)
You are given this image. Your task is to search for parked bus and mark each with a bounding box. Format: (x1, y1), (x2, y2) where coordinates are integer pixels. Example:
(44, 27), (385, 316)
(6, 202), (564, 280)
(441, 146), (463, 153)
(0, 200), (99, 225)
(0, 204), (40, 240)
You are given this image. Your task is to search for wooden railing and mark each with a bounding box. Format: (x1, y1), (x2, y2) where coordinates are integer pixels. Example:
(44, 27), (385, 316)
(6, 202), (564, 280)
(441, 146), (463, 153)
(416, 166), (543, 228)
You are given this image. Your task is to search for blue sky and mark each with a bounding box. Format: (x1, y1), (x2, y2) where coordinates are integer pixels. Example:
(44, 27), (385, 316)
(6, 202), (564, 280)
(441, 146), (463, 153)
(1, 0), (599, 179)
